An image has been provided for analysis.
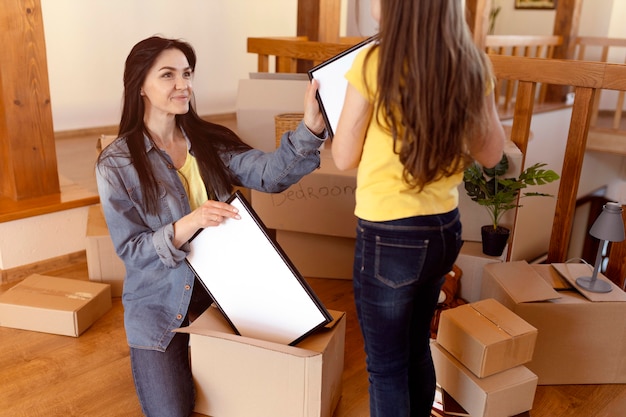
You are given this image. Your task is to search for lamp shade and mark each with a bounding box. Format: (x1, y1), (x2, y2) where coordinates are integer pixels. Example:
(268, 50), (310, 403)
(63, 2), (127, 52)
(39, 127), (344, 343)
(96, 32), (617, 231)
(589, 202), (625, 242)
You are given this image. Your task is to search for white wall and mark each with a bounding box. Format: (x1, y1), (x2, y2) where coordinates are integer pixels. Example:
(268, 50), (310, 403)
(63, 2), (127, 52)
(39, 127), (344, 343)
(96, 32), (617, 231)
(492, 0), (620, 37)
(41, 0), (298, 131)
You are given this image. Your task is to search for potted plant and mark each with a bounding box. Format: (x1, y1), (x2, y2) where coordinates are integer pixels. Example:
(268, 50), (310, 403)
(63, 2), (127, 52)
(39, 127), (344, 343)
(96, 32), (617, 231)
(463, 154), (560, 256)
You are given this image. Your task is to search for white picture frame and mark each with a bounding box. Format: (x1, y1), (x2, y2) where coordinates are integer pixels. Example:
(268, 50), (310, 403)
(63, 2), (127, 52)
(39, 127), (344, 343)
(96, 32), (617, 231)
(308, 36), (378, 138)
(186, 191), (332, 345)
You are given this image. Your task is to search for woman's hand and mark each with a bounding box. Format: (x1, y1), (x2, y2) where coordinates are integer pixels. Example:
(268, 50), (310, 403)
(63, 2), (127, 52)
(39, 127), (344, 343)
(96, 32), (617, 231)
(173, 200), (241, 248)
(192, 200), (241, 228)
(303, 79), (326, 136)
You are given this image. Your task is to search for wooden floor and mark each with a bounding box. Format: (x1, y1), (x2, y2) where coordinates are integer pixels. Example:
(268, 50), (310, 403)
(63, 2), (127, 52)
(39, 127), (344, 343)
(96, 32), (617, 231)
(1, 259), (625, 417)
(1, 121), (625, 416)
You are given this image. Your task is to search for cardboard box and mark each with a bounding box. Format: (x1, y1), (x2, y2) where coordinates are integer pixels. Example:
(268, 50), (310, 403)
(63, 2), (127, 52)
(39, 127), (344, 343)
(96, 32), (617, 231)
(252, 148), (357, 239)
(437, 298), (537, 378)
(276, 230), (355, 279)
(481, 261), (626, 384)
(85, 205), (125, 297)
(432, 341), (537, 417)
(0, 274), (112, 337)
(176, 306), (346, 417)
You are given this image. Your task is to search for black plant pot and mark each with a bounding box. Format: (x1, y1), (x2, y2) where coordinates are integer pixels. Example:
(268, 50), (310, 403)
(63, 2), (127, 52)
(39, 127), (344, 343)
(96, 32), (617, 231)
(481, 225), (510, 257)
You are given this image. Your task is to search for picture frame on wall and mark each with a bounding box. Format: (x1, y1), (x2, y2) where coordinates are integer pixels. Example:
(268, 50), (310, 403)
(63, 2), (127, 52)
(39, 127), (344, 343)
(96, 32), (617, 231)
(515, 0), (556, 9)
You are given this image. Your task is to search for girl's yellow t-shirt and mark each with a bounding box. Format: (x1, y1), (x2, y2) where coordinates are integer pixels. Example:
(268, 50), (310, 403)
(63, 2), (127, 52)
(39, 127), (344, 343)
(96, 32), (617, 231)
(345, 46), (462, 222)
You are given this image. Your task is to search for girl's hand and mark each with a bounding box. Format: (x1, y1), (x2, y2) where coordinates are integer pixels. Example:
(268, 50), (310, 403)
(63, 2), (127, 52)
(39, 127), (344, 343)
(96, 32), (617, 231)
(303, 79), (326, 136)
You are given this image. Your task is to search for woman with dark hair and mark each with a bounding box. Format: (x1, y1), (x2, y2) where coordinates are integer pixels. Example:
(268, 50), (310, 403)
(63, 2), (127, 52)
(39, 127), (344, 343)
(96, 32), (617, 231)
(331, 0), (505, 416)
(96, 36), (326, 417)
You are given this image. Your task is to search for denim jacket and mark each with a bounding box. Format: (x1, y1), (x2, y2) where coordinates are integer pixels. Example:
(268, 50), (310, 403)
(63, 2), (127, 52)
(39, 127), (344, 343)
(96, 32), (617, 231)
(96, 122), (325, 351)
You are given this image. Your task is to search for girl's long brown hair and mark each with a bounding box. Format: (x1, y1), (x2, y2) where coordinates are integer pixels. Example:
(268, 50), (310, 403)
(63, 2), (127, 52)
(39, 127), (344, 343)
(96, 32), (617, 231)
(367, 0), (493, 190)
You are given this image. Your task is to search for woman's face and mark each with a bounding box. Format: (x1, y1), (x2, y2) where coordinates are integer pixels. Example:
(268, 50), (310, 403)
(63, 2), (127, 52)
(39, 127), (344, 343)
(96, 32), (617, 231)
(141, 48), (193, 118)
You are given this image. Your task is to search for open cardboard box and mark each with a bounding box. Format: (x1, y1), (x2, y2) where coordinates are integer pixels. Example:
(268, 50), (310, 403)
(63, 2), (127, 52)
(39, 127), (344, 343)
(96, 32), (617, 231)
(481, 261), (626, 384)
(176, 305), (346, 417)
(432, 341), (537, 417)
(0, 274), (112, 337)
(437, 298), (537, 378)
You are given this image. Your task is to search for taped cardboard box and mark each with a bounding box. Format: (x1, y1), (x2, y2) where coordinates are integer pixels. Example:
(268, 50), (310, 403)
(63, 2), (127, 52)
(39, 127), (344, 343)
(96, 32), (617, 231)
(86, 204), (125, 297)
(432, 341), (537, 417)
(437, 298), (537, 378)
(0, 274), (112, 337)
(481, 261), (626, 384)
(176, 306), (346, 417)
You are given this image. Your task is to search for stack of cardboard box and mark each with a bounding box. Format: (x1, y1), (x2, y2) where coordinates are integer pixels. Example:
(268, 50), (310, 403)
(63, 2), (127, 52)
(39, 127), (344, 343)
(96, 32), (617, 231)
(432, 298), (538, 417)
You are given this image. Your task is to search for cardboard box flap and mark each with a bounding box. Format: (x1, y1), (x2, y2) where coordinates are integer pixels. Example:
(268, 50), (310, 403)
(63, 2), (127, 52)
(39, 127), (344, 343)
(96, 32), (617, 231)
(1, 274), (101, 311)
(471, 299), (537, 338)
(175, 306), (344, 358)
(532, 264), (572, 290)
(551, 263), (626, 302)
(483, 261), (560, 303)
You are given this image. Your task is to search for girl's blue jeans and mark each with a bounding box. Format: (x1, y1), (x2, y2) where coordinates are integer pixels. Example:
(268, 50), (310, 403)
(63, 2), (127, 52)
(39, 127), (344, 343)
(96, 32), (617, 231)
(353, 210), (462, 417)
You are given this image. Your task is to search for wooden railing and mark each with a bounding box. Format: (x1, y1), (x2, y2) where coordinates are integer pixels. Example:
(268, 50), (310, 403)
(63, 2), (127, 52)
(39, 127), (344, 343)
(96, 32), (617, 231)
(485, 35), (563, 114)
(247, 36), (364, 73)
(246, 34), (626, 157)
(574, 36), (626, 155)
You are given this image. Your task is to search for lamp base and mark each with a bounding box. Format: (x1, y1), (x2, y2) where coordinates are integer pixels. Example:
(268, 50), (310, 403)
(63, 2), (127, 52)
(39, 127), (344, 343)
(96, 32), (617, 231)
(575, 276), (613, 293)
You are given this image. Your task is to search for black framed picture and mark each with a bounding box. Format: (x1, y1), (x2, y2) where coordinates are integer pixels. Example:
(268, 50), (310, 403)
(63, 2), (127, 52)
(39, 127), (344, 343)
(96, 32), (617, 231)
(186, 191), (332, 346)
(308, 36), (378, 138)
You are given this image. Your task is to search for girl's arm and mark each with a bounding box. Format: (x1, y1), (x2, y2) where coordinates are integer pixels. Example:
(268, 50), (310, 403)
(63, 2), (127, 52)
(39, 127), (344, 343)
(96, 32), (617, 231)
(331, 84), (373, 171)
(468, 92), (505, 168)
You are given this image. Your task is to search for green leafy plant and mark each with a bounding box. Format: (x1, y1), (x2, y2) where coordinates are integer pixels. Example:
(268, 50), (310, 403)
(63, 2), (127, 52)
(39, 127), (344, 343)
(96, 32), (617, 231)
(463, 154), (560, 231)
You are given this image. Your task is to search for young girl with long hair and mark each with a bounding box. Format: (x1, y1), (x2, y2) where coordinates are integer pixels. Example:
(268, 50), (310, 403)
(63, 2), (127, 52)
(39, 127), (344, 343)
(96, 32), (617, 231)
(331, 1), (505, 415)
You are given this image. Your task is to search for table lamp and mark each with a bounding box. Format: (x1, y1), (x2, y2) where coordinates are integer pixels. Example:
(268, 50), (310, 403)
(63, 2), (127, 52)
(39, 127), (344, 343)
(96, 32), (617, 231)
(576, 202), (625, 293)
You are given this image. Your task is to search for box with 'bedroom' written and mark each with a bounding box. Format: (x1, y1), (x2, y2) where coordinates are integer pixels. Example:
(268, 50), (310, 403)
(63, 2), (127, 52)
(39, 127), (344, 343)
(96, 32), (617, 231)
(176, 306), (346, 417)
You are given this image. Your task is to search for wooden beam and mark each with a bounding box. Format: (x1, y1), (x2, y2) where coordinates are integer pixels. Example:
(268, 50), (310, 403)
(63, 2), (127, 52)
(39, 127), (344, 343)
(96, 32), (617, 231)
(466, 0), (491, 49)
(297, 0), (341, 72)
(546, 0), (583, 102)
(0, 0), (59, 201)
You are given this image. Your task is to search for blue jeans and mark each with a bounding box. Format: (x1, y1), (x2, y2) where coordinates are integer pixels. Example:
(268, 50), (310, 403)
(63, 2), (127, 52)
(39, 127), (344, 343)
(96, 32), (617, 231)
(130, 331), (195, 417)
(353, 210), (462, 417)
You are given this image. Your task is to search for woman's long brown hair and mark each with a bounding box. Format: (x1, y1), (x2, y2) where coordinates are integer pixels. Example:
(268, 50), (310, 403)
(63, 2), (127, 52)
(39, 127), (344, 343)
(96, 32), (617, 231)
(367, 0), (493, 190)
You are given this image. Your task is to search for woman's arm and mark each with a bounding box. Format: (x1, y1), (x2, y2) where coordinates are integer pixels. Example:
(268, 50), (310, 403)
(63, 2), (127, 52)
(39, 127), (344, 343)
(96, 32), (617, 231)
(331, 84), (373, 171)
